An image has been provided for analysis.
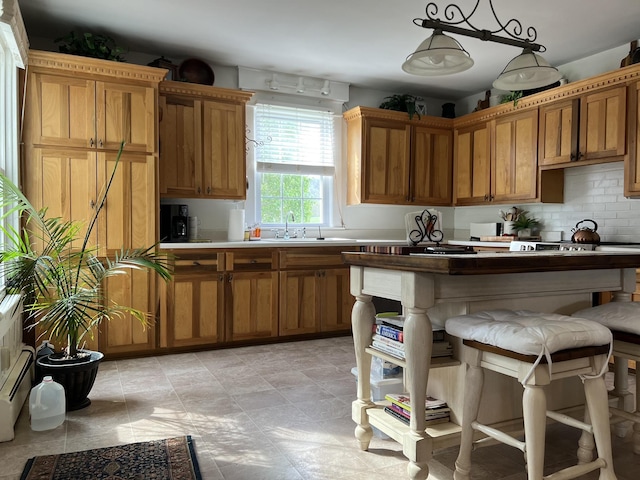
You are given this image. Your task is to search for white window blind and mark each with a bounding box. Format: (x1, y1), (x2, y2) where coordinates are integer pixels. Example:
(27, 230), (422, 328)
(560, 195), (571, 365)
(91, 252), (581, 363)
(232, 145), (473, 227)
(255, 104), (335, 169)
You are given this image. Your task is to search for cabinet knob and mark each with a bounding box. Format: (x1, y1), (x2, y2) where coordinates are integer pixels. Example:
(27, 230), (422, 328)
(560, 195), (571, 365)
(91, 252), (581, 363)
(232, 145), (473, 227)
(228, 274), (233, 282)
(99, 139), (103, 148)
(90, 138), (94, 147)
(207, 186), (211, 195)
(90, 200), (96, 209)
(484, 194), (489, 201)
(197, 187), (201, 194)
(193, 261), (201, 266)
(218, 274), (224, 281)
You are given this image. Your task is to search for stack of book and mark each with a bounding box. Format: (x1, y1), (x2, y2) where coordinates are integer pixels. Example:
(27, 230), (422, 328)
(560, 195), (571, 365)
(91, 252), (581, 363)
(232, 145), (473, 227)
(383, 393), (450, 426)
(371, 313), (452, 360)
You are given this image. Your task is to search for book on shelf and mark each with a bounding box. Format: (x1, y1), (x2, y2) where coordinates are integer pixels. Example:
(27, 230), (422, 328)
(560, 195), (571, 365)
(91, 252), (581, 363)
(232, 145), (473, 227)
(374, 314), (447, 343)
(371, 340), (405, 360)
(372, 333), (404, 350)
(385, 393), (448, 412)
(383, 406), (450, 426)
(375, 313), (405, 329)
(373, 323), (404, 342)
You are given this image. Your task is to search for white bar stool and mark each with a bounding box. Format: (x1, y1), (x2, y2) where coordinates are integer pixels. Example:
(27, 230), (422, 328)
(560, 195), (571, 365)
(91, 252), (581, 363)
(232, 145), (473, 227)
(573, 301), (640, 454)
(446, 309), (616, 480)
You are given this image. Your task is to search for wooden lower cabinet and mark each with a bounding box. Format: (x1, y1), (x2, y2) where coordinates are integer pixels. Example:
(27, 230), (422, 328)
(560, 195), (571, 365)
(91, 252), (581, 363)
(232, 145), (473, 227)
(162, 258), (224, 348)
(99, 269), (156, 356)
(226, 271), (279, 342)
(279, 267), (353, 335)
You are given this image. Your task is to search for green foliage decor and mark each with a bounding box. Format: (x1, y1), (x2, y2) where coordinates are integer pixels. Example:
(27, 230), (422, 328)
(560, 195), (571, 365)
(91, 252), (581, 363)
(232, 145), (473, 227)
(0, 142), (171, 359)
(379, 94), (422, 120)
(55, 31), (127, 62)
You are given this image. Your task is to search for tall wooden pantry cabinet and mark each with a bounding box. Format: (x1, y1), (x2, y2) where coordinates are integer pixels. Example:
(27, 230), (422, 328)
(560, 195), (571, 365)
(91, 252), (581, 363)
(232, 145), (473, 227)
(22, 50), (166, 356)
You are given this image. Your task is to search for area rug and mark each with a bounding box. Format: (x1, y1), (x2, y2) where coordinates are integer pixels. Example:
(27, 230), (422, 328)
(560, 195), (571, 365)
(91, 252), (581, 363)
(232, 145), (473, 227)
(20, 435), (202, 480)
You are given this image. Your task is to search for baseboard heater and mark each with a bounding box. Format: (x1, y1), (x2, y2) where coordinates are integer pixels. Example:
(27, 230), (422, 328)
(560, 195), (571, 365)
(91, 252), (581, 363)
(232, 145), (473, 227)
(0, 295), (34, 442)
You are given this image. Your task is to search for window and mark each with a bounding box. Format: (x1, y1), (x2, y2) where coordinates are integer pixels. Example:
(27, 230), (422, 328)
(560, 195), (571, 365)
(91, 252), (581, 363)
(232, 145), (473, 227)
(253, 103), (337, 227)
(0, 0), (28, 299)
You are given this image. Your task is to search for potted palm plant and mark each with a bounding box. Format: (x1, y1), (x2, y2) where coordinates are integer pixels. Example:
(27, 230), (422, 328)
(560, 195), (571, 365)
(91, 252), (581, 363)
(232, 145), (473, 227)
(0, 143), (171, 410)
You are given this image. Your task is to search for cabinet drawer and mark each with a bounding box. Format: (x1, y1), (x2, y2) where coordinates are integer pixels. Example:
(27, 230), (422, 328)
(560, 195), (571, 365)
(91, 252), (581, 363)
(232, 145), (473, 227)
(279, 247), (357, 269)
(226, 250), (276, 271)
(174, 258), (222, 274)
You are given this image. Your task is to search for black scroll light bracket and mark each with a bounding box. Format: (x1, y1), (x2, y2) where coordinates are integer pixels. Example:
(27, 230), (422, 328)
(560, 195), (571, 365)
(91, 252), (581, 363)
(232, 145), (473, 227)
(408, 209), (444, 246)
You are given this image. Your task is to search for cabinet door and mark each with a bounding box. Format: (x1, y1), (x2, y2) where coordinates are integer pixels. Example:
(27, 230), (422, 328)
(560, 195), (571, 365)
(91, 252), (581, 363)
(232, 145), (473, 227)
(26, 72), (95, 148)
(96, 81), (156, 153)
(412, 126), (453, 205)
(166, 263), (224, 348)
(279, 270), (319, 336)
(625, 81), (640, 196)
(98, 152), (156, 256)
(454, 122), (491, 205)
(362, 118), (411, 204)
(24, 148), (98, 252)
(227, 271), (278, 341)
(202, 100), (246, 199)
(580, 86), (626, 162)
(538, 98), (579, 166)
(100, 268), (156, 356)
(159, 95), (203, 196)
(493, 110), (538, 203)
(319, 267), (353, 333)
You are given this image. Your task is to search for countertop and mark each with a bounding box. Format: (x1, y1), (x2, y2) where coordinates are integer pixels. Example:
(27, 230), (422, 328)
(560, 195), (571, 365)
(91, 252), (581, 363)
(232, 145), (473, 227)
(159, 238), (404, 249)
(342, 250), (640, 276)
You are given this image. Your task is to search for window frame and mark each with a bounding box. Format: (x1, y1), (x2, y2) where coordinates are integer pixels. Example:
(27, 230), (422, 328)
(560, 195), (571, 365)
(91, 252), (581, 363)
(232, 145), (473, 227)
(247, 95), (343, 229)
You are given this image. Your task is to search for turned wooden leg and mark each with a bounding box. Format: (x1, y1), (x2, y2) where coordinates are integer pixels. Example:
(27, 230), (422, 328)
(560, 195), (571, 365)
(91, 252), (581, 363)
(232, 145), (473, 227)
(454, 364), (484, 480)
(523, 385), (547, 480)
(584, 376), (617, 480)
(577, 406), (596, 464)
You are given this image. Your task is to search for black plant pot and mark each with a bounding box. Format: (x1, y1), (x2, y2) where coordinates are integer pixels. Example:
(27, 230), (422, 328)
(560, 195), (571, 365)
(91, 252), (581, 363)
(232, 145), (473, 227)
(35, 350), (104, 411)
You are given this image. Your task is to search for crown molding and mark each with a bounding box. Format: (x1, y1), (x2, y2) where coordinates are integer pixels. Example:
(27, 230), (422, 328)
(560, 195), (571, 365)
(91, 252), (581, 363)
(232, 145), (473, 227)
(160, 80), (254, 103)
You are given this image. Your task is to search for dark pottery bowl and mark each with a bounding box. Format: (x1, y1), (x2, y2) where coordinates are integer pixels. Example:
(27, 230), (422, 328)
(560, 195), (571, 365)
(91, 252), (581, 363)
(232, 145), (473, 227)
(178, 58), (214, 85)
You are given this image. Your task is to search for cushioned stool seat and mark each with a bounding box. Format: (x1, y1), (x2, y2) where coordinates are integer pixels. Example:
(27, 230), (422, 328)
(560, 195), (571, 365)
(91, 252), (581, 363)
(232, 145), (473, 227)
(574, 301), (640, 454)
(446, 309), (616, 480)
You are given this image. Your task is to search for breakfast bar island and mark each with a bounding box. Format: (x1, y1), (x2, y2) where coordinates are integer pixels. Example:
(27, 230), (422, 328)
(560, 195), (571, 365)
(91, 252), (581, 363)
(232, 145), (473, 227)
(342, 250), (640, 480)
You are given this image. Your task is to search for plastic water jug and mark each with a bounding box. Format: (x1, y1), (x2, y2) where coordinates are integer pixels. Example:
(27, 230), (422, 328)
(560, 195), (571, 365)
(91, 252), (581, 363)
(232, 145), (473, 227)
(29, 375), (66, 431)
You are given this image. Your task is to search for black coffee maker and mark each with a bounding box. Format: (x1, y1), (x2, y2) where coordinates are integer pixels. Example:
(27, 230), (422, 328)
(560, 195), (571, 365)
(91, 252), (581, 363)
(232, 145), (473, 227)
(160, 205), (189, 242)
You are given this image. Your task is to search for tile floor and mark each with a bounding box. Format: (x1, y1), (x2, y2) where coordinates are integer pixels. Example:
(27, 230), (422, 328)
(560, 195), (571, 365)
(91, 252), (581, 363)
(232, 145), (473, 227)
(1, 336), (639, 479)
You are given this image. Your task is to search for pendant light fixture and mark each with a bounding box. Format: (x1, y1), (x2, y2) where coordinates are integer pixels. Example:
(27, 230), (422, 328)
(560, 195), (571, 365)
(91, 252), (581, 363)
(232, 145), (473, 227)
(402, 29), (473, 75)
(403, 1), (561, 90)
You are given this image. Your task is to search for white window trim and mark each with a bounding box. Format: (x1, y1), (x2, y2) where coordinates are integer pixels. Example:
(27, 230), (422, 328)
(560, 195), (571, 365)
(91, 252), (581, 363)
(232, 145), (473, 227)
(246, 92), (344, 228)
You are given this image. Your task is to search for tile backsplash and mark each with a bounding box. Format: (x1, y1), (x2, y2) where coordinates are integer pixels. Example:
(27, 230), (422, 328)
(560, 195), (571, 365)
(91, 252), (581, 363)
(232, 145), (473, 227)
(454, 161), (640, 243)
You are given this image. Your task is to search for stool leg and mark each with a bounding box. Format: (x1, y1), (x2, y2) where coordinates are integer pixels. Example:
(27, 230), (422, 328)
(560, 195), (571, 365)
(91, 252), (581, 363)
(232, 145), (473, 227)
(523, 384), (546, 480)
(584, 376), (617, 480)
(634, 378), (640, 455)
(454, 364), (484, 480)
(577, 406), (595, 464)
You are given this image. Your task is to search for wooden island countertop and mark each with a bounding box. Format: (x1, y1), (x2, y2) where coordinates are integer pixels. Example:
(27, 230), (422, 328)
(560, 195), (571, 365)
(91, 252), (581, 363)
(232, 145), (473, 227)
(342, 250), (640, 275)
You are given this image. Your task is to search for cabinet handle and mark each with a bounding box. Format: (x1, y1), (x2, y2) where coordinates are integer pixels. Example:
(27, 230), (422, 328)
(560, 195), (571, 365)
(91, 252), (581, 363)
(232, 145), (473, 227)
(90, 200), (96, 209)
(570, 153), (577, 162)
(484, 194), (489, 201)
(578, 152), (584, 160)
(99, 139), (103, 148)
(90, 138), (94, 147)
(197, 187), (201, 194)
(207, 186), (211, 195)
(489, 195), (495, 201)
(218, 274), (224, 281)
(193, 261), (201, 266)
(228, 274), (233, 282)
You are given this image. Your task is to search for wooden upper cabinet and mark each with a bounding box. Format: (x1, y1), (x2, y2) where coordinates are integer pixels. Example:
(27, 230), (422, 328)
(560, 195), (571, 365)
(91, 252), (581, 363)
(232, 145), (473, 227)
(539, 85), (626, 167)
(344, 106), (453, 206)
(361, 117), (411, 204)
(412, 126), (453, 205)
(26, 72), (96, 149)
(158, 81), (253, 199)
(492, 109), (538, 203)
(453, 121), (491, 205)
(25, 52), (161, 154)
(625, 80), (640, 197)
(159, 95), (202, 196)
(202, 100), (246, 199)
(538, 98), (579, 166)
(96, 81), (156, 153)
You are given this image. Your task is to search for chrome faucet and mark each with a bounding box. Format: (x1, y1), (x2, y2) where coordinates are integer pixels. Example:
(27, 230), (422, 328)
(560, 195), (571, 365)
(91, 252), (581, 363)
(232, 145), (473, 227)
(284, 211), (295, 240)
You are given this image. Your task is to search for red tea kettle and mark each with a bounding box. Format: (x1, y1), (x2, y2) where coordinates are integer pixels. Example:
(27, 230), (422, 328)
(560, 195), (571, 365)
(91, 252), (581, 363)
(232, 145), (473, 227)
(571, 219), (600, 244)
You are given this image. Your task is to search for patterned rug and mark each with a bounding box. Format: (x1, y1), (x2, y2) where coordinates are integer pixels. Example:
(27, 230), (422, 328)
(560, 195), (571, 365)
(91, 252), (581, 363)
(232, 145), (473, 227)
(20, 435), (202, 480)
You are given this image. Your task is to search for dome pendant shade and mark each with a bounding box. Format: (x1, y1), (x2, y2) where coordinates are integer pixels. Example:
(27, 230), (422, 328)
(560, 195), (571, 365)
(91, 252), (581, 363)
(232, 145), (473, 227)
(493, 48), (562, 91)
(402, 30), (474, 76)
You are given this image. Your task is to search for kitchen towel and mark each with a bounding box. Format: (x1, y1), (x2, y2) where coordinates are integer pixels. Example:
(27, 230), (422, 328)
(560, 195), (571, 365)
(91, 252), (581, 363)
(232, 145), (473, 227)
(227, 209), (245, 241)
